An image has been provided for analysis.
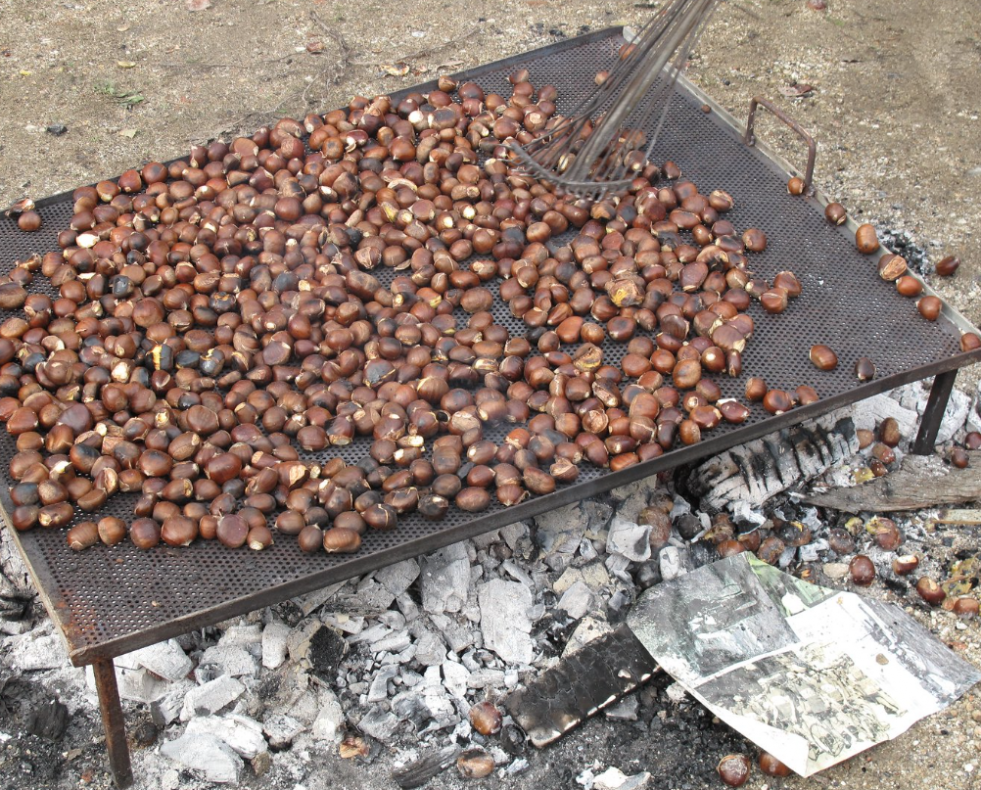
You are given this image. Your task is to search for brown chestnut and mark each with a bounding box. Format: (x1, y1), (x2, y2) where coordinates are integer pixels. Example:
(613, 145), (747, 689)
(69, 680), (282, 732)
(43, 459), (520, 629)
(935, 255), (960, 277)
(892, 554), (919, 575)
(323, 527), (361, 553)
(855, 223), (879, 254)
(915, 577), (945, 605)
(825, 202), (847, 225)
(67, 521), (99, 551)
(809, 344), (838, 371)
(854, 357), (876, 381)
(849, 555), (875, 586)
(758, 752), (791, 778)
(469, 700), (502, 735)
(717, 754), (751, 787)
(917, 295), (941, 321)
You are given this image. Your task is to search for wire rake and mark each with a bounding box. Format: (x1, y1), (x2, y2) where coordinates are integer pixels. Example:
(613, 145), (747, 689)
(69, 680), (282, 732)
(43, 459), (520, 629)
(508, 0), (721, 200)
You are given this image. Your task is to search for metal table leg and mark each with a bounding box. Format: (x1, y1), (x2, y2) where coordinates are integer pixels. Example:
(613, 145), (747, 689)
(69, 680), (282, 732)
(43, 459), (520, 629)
(912, 370), (958, 454)
(92, 658), (133, 788)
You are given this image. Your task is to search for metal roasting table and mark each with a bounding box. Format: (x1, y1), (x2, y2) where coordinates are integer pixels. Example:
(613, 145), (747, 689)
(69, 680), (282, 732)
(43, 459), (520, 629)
(0, 28), (978, 787)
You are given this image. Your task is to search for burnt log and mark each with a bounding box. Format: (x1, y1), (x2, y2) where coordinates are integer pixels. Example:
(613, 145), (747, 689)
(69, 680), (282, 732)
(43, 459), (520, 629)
(804, 451), (981, 513)
(685, 411), (858, 512)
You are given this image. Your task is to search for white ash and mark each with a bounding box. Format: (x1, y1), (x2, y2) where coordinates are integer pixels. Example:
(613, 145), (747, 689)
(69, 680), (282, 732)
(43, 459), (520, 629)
(159, 731), (243, 784)
(184, 714), (267, 759)
(118, 639), (193, 683)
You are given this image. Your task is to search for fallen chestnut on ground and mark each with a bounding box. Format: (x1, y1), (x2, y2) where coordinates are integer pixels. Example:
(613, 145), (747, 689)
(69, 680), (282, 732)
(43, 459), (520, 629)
(892, 554), (919, 575)
(849, 555), (876, 586)
(935, 255), (960, 277)
(916, 577), (946, 605)
(952, 597), (979, 618)
(469, 700), (503, 735)
(758, 751), (791, 777)
(717, 754), (751, 787)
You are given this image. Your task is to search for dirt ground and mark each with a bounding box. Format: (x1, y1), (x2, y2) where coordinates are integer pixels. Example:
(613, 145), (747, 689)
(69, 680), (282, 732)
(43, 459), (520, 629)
(1, 0), (980, 789)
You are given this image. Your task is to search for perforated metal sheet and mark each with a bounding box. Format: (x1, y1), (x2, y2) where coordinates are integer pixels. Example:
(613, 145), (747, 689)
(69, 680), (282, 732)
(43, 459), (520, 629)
(1, 29), (978, 664)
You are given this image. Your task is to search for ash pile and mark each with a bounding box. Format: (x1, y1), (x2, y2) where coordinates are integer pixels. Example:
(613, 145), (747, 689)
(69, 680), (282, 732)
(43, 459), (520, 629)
(2, 377), (981, 789)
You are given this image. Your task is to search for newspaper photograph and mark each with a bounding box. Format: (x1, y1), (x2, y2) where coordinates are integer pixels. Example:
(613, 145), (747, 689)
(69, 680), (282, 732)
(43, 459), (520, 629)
(627, 554), (980, 776)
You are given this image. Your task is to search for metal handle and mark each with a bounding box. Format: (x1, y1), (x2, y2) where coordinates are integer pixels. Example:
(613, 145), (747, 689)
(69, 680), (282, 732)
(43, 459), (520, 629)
(744, 96), (817, 191)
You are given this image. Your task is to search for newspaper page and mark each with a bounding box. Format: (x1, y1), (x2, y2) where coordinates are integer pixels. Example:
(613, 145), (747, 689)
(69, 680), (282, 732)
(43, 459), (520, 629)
(627, 554), (980, 776)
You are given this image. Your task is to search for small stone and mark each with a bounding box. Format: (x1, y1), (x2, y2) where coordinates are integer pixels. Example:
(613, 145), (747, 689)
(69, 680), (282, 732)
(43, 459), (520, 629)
(321, 612), (365, 635)
(262, 713), (303, 749)
(46, 124), (68, 135)
(823, 562), (851, 581)
(358, 706), (400, 743)
(478, 579), (534, 665)
(429, 613), (475, 653)
(180, 676), (246, 721)
(659, 545), (692, 580)
(421, 543), (471, 614)
(467, 668), (506, 689)
(442, 659), (470, 699)
(119, 639), (193, 682)
(606, 517), (653, 562)
(217, 623), (262, 648)
(261, 621), (291, 670)
(160, 732), (243, 784)
(534, 503), (589, 553)
(251, 751), (273, 777)
(412, 628), (446, 667)
(111, 667), (170, 704)
(311, 688), (344, 742)
(500, 521), (528, 549)
(604, 696), (639, 722)
(594, 766), (651, 790)
(184, 714), (266, 759)
(666, 682), (688, 704)
(150, 680), (196, 727)
(198, 644), (259, 678)
(557, 580), (594, 621)
(368, 665), (400, 703)
(583, 500), (614, 531)
(371, 630), (412, 655)
(376, 558), (421, 596)
(562, 616), (613, 657)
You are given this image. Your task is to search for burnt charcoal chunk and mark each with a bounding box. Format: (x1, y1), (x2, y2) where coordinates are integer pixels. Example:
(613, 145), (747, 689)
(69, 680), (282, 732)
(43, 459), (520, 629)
(27, 698), (69, 740)
(674, 512), (702, 540)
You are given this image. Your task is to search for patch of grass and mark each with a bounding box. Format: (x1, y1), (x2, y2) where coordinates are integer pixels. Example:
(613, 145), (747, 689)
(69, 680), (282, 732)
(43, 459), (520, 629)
(94, 81), (145, 109)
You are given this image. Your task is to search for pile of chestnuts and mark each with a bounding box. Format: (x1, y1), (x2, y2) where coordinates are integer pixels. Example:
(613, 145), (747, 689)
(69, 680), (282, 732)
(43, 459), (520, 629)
(0, 65), (932, 558)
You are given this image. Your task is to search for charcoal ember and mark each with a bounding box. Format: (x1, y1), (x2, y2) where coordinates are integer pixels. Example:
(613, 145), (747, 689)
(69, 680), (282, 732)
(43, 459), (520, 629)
(308, 626), (347, 681)
(27, 698), (70, 740)
(674, 513), (703, 540)
(392, 746), (460, 789)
